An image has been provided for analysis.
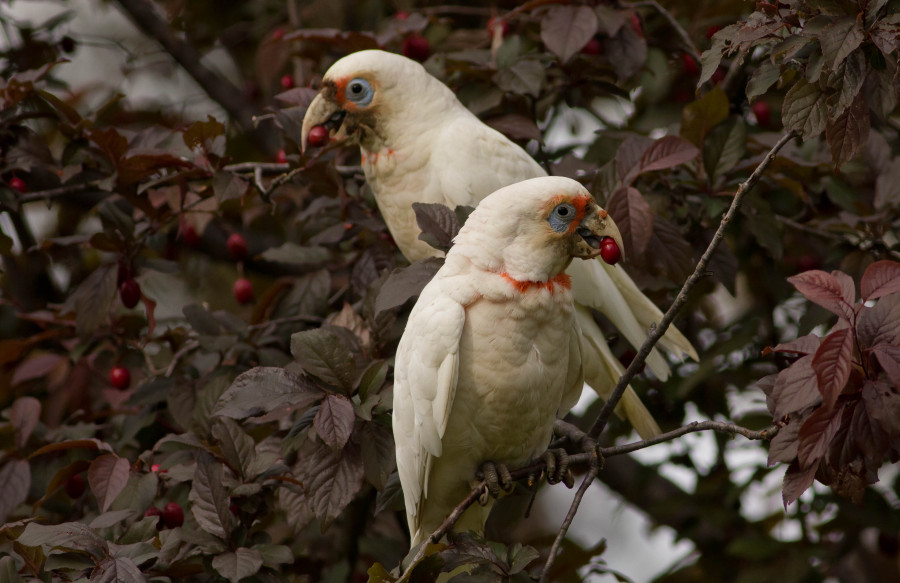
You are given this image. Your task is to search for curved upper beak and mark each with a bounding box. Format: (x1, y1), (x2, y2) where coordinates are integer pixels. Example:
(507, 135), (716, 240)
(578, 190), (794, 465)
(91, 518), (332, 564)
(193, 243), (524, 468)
(301, 91), (345, 153)
(574, 208), (624, 260)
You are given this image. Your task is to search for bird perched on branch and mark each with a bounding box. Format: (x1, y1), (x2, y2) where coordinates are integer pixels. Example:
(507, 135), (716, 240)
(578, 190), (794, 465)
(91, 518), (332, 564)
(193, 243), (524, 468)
(302, 49), (698, 439)
(392, 176), (620, 545)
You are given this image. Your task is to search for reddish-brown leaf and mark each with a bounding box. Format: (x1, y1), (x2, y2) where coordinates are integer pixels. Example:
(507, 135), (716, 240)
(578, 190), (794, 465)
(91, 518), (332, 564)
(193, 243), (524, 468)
(88, 454), (131, 513)
(10, 397), (40, 449)
(313, 394), (356, 451)
(782, 458), (818, 508)
(858, 294), (900, 348)
(768, 418), (801, 466)
(772, 355), (821, 419)
(615, 136), (653, 186)
(11, 353), (65, 386)
(0, 459), (30, 523)
(862, 381), (900, 439)
(540, 5), (599, 63)
(638, 136), (700, 175)
(786, 270), (853, 320)
(871, 345), (900, 389)
(861, 260), (900, 300)
(762, 333), (821, 357)
(812, 328), (853, 409)
(296, 440), (364, 531)
(825, 92), (869, 168)
(606, 186), (653, 257)
(797, 403), (845, 470)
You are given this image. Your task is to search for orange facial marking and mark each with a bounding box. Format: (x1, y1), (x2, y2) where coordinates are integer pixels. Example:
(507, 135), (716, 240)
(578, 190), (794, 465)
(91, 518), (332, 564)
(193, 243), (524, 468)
(501, 272), (572, 294)
(543, 193), (593, 233)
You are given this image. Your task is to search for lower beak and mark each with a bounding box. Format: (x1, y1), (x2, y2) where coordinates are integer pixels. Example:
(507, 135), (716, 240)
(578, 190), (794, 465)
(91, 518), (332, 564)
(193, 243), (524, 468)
(301, 92), (346, 153)
(575, 210), (624, 259)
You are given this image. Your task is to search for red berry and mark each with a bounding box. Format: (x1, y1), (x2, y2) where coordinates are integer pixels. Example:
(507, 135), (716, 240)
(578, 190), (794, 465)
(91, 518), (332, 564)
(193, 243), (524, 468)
(271, 28), (285, 41)
(150, 464), (161, 472)
(706, 25), (722, 39)
(227, 233), (248, 260)
(65, 474), (86, 499)
(233, 277), (254, 304)
(9, 177), (26, 193)
(109, 366), (131, 390)
(599, 237), (621, 265)
(162, 502), (184, 528)
(145, 506), (164, 530)
(681, 53), (699, 76)
(394, 10), (409, 20)
(710, 67), (725, 85)
(276, 149), (288, 163)
(487, 17), (509, 38)
(402, 34), (430, 62)
(581, 38), (601, 55)
(751, 100), (772, 127)
(280, 74), (295, 89)
(230, 503), (239, 516)
(182, 223), (200, 247)
(307, 125), (330, 148)
(119, 279), (141, 309)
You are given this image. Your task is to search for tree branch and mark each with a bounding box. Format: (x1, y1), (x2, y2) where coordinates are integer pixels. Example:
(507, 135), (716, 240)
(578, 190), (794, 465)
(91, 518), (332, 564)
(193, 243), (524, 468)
(587, 130), (798, 440)
(624, 0), (700, 62)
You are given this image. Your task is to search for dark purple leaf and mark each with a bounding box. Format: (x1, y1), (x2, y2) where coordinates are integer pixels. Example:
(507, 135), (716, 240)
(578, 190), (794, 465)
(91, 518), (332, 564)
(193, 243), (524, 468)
(858, 294), (900, 347)
(290, 328), (358, 393)
(88, 454), (130, 513)
(849, 398), (889, 469)
(772, 355), (821, 418)
(782, 79), (827, 140)
(215, 367), (324, 420)
(603, 18), (646, 81)
(820, 15), (864, 71)
(374, 257), (443, 314)
(862, 381), (900, 438)
(540, 5), (599, 63)
(492, 60), (546, 98)
(606, 186), (653, 257)
(211, 417), (256, 480)
(615, 136), (653, 186)
(797, 403), (844, 469)
(212, 548), (264, 583)
(296, 440), (364, 530)
(10, 396), (40, 449)
(768, 419), (801, 466)
(786, 269), (853, 320)
(782, 458), (817, 508)
(213, 170), (250, 203)
(638, 136), (699, 175)
(0, 459), (30, 523)
(644, 215), (693, 283)
(92, 556), (145, 583)
(59, 262), (118, 336)
(190, 452), (234, 539)
(484, 114), (542, 142)
(812, 328), (852, 410)
(826, 92), (869, 168)
(314, 394), (355, 451)
(413, 202), (460, 253)
(861, 260), (900, 300)
(17, 521), (106, 555)
(872, 344), (900, 389)
(360, 421), (395, 490)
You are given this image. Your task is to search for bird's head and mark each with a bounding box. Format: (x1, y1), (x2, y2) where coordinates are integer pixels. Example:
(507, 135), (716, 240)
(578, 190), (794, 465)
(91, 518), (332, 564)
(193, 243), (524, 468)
(301, 49), (453, 152)
(452, 176), (623, 283)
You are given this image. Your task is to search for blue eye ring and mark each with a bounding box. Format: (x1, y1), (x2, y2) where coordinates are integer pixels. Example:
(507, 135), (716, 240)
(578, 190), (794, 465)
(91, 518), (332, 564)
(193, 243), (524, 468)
(345, 78), (374, 107)
(548, 203), (576, 233)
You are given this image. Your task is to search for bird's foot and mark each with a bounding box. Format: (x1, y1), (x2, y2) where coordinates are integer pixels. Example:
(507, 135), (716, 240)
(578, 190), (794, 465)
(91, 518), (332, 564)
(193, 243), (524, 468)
(477, 461), (514, 505)
(541, 448), (574, 488)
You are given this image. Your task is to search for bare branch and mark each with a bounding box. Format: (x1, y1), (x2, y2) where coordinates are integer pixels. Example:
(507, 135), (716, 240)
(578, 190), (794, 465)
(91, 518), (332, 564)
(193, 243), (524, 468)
(624, 0), (700, 62)
(587, 130), (799, 440)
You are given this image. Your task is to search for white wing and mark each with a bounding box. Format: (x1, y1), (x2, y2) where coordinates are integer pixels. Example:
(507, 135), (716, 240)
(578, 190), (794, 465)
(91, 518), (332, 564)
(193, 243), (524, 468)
(392, 283), (466, 538)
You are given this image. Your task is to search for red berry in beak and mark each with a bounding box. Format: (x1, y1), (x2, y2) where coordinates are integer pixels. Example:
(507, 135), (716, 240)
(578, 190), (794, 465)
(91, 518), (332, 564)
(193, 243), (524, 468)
(307, 125), (330, 148)
(599, 237), (621, 265)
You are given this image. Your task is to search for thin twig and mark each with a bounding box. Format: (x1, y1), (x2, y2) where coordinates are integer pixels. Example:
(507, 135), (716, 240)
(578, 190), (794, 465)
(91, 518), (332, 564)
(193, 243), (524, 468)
(540, 454), (598, 583)
(587, 130), (798, 440)
(624, 0), (700, 62)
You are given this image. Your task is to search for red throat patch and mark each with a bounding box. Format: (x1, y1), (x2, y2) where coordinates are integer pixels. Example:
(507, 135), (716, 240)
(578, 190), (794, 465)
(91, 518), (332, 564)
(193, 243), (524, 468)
(501, 272), (572, 294)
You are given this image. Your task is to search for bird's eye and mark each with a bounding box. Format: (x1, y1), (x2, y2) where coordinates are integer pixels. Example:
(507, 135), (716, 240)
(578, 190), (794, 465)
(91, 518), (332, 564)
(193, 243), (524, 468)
(345, 77), (374, 107)
(548, 203), (576, 232)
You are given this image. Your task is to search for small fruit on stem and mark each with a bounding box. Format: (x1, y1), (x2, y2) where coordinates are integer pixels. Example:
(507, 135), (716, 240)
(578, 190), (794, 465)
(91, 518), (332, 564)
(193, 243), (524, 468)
(233, 277), (254, 304)
(145, 506), (163, 530)
(227, 233), (248, 260)
(599, 237), (621, 265)
(9, 177), (26, 193)
(119, 279), (141, 308)
(162, 502), (184, 528)
(402, 34), (430, 62)
(65, 474), (86, 498)
(109, 366), (131, 390)
(280, 74), (295, 89)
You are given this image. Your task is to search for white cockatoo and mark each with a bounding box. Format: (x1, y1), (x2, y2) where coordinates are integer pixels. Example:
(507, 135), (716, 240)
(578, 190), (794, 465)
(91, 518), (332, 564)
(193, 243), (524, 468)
(301, 49), (698, 438)
(392, 176), (621, 545)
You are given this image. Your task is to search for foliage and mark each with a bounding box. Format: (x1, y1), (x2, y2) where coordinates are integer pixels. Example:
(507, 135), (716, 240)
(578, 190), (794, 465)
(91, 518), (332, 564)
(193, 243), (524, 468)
(0, 1), (898, 582)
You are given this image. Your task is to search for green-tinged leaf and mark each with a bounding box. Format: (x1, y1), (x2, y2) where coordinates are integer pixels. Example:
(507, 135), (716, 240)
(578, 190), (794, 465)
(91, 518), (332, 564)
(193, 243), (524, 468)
(295, 440), (364, 530)
(681, 87), (729, 147)
(0, 459), (30, 523)
(819, 15), (864, 71)
(88, 454), (131, 513)
(313, 394), (355, 451)
(831, 49), (866, 117)
(367, 562), (397, 583)
(254, 544), (294, 567)
(782, 79), (827, 140)
(189, 452), (234, 540)
(812, 328), (852, 409)
(825, 92), (869, 168)
(183, 304), (223, 335)
(260, 242), (331, 265)
(746, 59), (781, 100)
(703, 117), (746, 182)
(18, 521), (107, 556)
(91, 556), (146, 583)
(606, 186), (653, 257)
(184, 115), (225, 154)
(540, 5), (599, 63)
(741, 195), (783, 260)
(493, 59), (546, 98)
(212, 417), (256, 479)
(290, 328), (357, 392)
(212, 548), (264, 583)
(215, 366), (323, 420)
